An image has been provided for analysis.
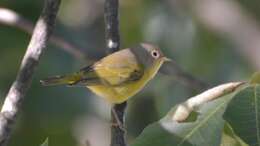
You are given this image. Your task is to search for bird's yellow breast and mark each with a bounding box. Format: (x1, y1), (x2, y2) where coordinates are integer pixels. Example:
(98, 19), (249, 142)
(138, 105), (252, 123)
(87, 60), (163, 104)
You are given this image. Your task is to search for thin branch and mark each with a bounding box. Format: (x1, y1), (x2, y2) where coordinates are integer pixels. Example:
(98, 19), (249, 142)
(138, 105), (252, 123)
(160, 61), (209, 91)
(0, 8), (86, 61)
(172, 82), (245, 122)
(104, 0), (127, 146)
(104, 0), (120, 54)
(0, 0), (61, 145)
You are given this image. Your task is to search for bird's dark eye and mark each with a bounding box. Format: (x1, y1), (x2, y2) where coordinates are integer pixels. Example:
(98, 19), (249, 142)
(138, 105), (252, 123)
(151, 50), (159, 59)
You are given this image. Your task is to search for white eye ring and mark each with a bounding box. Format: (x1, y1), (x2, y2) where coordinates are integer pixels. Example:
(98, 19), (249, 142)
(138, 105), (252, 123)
(151, 50), (160, 59)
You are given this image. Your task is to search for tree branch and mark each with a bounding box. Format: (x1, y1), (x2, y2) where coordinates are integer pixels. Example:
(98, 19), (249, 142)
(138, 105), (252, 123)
(104, 0), (120, 54)
(104, 0), (127, 146)
(0, 0), (61, 145)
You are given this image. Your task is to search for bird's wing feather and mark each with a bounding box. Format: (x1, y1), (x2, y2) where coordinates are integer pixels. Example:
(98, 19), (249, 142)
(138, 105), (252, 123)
(72, 49), (144, 86)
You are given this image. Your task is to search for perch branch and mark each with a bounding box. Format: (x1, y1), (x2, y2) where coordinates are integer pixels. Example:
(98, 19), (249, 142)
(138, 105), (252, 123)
(104, 0), (120, 54)
(0, 0), (60, 145)
(0, 8), (85, 61)
(104, 0), (127, 146)
(172, 81), (245, 122)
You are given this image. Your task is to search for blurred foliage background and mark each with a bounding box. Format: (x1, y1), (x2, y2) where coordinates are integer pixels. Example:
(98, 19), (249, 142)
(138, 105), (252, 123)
(0, 0), (259, 146)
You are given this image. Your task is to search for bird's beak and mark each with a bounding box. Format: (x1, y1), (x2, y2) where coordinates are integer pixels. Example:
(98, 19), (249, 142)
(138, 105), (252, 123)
(163, 57), (172, 62)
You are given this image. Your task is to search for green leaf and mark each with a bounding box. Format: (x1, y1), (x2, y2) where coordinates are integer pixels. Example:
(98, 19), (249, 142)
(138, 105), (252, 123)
(131, 122), (193, 146)
(132, 82), (248, 146)
(224, 85), (260, 146)
(40, 138), (48, 146)
(132, 93), (235, 146)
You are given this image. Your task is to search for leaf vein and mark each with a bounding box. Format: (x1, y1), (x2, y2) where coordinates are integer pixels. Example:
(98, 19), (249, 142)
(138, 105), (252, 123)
(177, 99), (227, 146)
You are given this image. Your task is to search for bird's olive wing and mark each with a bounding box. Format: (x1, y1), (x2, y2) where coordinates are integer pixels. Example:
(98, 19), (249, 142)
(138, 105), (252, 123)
(71, 51), (144, 86)
(74, 64), (144, 86)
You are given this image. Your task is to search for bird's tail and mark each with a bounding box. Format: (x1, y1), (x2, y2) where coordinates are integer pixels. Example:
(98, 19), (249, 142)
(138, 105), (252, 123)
(40, 74), (81, 86)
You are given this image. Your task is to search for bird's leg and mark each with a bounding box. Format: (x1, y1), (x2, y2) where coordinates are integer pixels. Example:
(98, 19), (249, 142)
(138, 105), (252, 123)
(111, 107), (126, 132)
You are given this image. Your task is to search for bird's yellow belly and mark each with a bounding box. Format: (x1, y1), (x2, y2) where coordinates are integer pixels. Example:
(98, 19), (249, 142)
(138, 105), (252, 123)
(87, 73), (150, 104)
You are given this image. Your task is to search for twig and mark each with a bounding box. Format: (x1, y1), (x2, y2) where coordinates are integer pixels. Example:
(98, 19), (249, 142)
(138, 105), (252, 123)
(160, 61), (209, 91)
(189, 0), (260, 70)
(0, 8), (86, 61)
(104, 0), (127, 146)
(172, 82), (245, 122)
(0, 0), (60, 145)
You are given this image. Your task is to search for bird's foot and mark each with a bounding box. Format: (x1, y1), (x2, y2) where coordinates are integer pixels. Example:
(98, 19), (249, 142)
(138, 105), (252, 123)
(111, 107), (126, 132)
(111, 122), (126, 132)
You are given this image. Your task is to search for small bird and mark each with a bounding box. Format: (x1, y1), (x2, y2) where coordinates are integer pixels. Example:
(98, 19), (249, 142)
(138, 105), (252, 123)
(40, 43), (170, 104)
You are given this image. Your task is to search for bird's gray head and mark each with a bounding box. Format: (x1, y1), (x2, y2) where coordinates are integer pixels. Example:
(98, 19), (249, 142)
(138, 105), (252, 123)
(130, 43), (170, 68)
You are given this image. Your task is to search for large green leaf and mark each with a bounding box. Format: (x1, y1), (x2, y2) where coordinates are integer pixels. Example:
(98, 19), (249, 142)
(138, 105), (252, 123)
(131, 82), (248, 146)
(132, 90), (239, 146)
(224, 85), (260, 146)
